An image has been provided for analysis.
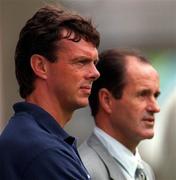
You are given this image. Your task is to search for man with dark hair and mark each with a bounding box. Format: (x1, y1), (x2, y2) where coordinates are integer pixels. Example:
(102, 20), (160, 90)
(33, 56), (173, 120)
(79, 48), (160, 180)
(0, 5), (100, 180)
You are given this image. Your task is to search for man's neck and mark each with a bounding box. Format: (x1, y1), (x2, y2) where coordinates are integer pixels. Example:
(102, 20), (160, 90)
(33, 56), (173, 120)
(26, 93), (73, 128)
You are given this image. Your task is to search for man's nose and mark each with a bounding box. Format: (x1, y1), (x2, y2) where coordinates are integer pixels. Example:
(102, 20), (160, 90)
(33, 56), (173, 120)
(89, 64), (100, 80)
(147, 99), (160, 113)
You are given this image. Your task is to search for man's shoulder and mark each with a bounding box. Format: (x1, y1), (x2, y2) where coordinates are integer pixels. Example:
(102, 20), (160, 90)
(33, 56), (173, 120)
(0, 112), (89, 179)
(0, 112), (51, 146)
(79, 139), (98, 161)
(78, 135), (111, 180)
(0, 111), (66, 167)
(78, 134), (101, 162)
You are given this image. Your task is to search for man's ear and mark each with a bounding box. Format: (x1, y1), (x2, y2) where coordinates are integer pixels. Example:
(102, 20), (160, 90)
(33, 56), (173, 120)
(98, 88), (113, 114)
(30, 54), (48, 79)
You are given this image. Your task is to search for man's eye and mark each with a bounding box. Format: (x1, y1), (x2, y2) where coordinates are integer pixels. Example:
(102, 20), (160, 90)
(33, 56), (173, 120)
(137, 90), (150, 98)
(140, 92), (147, 96)
(78, 60), (89, 65)
(94, 60), (98, 65)
(154, 92), (160, 99)
(139, 91), (147, 97)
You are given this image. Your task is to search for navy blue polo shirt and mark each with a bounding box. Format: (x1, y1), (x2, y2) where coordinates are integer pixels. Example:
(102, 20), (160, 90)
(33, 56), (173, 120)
(0, 102), (90, 180)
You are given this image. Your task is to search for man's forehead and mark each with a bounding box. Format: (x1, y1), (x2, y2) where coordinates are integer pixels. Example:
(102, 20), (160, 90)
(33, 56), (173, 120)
(57, 38), (98, 60)
(126, 56), (149, 67)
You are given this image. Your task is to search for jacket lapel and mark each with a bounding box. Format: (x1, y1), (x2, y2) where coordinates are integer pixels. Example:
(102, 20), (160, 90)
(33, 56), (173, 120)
(87, 133), (126, 180)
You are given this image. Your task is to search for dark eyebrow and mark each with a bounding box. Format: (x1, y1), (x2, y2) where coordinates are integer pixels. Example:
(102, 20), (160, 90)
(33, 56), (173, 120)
(74, 56), (98, 61)
(72, 56), (99, 64)
(137, 89), (161, 98)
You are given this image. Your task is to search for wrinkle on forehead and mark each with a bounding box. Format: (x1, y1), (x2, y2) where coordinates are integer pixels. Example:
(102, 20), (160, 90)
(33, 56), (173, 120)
(125, 56), (160, 88)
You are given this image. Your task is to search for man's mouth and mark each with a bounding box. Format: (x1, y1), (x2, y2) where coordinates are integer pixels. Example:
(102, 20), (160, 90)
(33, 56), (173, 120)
(80, 85), (92, 94)
(143, 117), (155, 126)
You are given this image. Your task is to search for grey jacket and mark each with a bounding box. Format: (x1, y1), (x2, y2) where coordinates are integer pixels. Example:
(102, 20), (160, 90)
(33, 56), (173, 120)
(79, 132), (155, 180)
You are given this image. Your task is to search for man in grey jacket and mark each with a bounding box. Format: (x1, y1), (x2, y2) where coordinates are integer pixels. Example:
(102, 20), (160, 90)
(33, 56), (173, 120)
(79, 48), (160, 180)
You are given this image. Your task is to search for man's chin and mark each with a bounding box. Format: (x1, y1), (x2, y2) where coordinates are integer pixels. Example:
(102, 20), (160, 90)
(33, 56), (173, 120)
(144, 131), (154, 139)
(76, 99), (89, 108)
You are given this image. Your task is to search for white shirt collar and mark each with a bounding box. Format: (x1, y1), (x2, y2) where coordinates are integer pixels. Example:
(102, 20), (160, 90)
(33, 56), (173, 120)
(94, 126), (144, 178)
